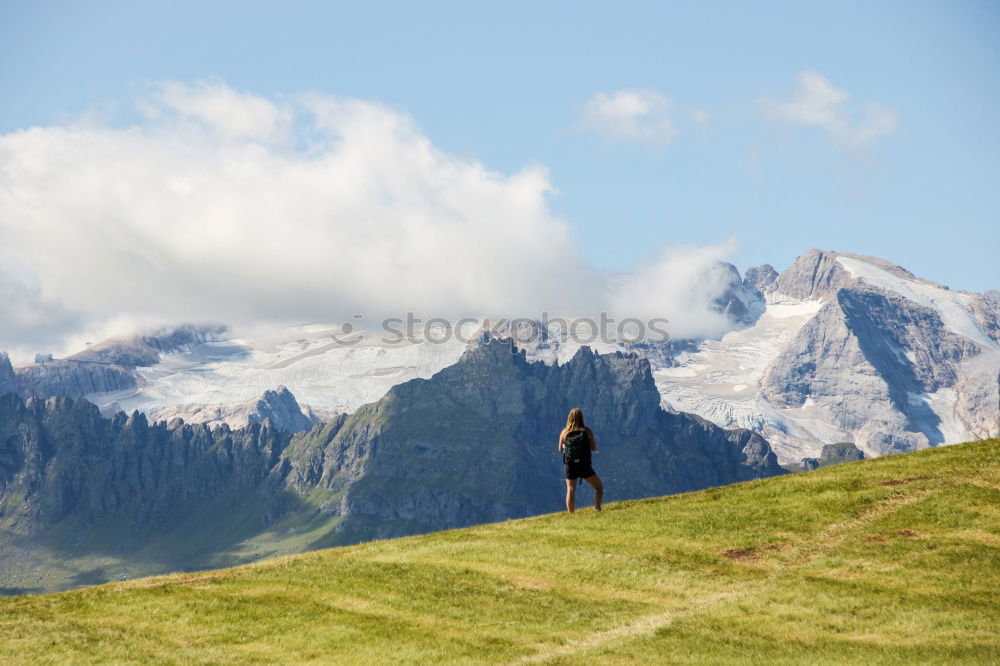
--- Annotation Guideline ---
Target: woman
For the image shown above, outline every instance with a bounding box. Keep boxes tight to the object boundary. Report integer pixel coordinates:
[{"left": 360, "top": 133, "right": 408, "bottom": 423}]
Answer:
[{"left": 557, "top": 407, "right": 604, "bottom": 513}]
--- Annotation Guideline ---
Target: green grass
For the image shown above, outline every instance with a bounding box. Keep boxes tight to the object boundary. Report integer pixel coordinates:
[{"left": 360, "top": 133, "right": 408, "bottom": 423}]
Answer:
[{"left": 1, "top": 439, "right": 998, "bottom": 664}]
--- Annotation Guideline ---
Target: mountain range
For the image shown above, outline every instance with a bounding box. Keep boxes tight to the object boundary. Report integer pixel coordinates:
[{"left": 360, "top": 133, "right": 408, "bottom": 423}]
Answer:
[
  {"left": 4, "top": 248, "right": 995, "bottom": 463},
  {"left": 3, "top": 247, "right": 997, "bottom": 592},
  {"left": 0, "top": 339, "right": 783, "bottom": 593}
]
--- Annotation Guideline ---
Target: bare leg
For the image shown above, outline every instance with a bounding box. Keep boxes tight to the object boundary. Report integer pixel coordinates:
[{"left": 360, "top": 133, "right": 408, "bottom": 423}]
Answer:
[
  {"left": 565, "top": 479, "right": 576, "bottom": 513},
  {"left": 584, "top": 474, "right": 603, "bottom": 510}
]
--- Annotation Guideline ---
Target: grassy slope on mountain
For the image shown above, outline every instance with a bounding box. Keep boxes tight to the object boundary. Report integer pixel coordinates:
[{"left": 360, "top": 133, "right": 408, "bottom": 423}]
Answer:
[{"left": 1, "top": 438, "right": 997, "bottom": 664}]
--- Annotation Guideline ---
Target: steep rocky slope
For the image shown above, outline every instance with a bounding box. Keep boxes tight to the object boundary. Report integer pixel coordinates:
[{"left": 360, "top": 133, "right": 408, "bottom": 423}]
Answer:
[{"left": 0, "top": 353, "right": 15, "bottom": 395}]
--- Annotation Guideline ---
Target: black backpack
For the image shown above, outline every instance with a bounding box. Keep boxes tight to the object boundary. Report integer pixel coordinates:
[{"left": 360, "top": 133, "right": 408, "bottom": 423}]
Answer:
[{"left": 563, "top": 429, "right": 591, "bottom": 466}]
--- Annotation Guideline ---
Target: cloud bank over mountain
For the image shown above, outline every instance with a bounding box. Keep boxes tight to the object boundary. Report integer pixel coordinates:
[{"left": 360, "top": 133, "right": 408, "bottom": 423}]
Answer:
[{"left": 0, "top": 81, "right": 738, "bottom": 361}]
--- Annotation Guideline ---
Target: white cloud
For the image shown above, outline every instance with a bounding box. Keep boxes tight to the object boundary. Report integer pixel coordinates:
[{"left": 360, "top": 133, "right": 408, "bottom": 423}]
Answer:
[
  {"left": 580, "top": 89, "right": 677, "bottom": 147},
  {"left": 610, "top": 239, "right": 741, "bottom": 340},
  {"left": 142, "top": 80, "right": 294, "bottom": 142},
  {"left": 0, "top": 265, "right": 84, "bottom": 360},
  {"left": 0, "top": 81, "right": 739, "bottom": 359},
  {"left": 762, "top": 71, "right": 897, "bottom": 149}
]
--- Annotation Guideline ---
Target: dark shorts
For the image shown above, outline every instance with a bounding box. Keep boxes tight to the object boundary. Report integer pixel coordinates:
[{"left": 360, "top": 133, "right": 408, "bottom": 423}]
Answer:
[{"left": 565, "top": 463, "right": 596, "bottom": 480}]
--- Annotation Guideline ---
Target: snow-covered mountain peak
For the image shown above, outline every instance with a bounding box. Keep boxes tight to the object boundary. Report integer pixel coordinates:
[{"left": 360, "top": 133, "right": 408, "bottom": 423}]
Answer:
[
  {"left": 768, "top": 248, "right": 852, "bottom": 301},
  {"left": 835, "top": 254, "right": 999, "bottom": 351},
  {"left": 655, "top": 249, "right": 999, "bottom": 462}
]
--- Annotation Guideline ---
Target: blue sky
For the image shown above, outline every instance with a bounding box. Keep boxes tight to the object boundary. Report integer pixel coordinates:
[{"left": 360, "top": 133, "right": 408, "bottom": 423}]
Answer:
[{"left": 1, "top": 0, "right": 998, "bottom": 300}]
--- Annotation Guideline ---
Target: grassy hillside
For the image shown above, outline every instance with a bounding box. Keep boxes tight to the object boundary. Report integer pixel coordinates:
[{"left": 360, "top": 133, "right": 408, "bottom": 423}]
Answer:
[{"left": 1, "top": 439, "right": 997, "bottom": 664}]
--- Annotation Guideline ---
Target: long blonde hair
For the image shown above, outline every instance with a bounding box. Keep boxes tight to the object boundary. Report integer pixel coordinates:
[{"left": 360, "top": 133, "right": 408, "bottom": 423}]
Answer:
[{"left": 562, "top": 407, "right": 586, "bottom": 438}]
